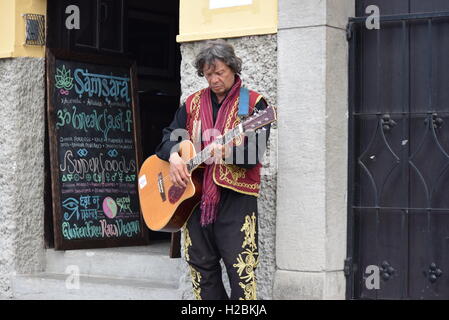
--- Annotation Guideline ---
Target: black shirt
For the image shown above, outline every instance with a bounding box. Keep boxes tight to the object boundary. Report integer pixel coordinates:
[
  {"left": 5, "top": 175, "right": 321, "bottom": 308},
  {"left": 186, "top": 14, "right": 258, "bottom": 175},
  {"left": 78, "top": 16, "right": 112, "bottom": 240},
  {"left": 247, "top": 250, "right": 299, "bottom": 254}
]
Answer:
[{"left": 155, "top": 91, "right": 271, "bottom": 169}]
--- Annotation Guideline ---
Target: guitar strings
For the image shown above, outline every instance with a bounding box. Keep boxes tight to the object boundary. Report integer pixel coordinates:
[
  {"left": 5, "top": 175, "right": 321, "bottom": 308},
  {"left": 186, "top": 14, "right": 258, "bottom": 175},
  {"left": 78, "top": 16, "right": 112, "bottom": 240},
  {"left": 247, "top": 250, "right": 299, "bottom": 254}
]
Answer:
[
  {"left": 157, "top": 139, "right": 230, "bottom": 185},
  {"left": 152, "top": 109, "right": 272, "bottom": 185}
]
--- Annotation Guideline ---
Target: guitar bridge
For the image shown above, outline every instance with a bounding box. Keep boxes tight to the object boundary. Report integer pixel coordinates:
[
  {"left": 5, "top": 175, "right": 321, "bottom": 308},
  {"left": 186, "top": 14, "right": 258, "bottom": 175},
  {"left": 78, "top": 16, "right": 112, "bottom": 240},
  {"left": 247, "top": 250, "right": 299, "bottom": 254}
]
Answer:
[{"left": 158, "top": 172, "right": 166, "bottom": 202}]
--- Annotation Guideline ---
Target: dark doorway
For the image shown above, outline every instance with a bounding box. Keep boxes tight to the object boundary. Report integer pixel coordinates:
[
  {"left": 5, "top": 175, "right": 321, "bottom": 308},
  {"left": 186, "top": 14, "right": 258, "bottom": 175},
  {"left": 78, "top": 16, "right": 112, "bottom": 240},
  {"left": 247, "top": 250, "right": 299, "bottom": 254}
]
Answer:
[
  {"left": 347, "top": 0, "right": 449, "bottom": 299},
  {"left": 126, "top": 0, "right": 181, "bottom": 246},
  {"left": 45, "top": 0, "right": 181, "bottom": 255}
]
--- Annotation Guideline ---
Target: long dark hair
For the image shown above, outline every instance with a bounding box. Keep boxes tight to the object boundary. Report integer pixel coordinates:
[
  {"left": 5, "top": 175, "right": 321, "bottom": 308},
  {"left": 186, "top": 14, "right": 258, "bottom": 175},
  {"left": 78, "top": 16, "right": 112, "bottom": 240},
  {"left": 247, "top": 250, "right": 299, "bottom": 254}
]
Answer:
[{"left": 194, "top": 39, "right": 242, "bottom": 77}]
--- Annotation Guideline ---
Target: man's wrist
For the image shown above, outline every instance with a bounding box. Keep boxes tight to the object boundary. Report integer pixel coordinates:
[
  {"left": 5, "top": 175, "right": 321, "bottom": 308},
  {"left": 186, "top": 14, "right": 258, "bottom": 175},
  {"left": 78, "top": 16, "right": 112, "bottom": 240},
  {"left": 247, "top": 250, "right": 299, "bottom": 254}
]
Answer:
[{"left": 169, "top": 152, "right": 179, "bottom": 162}]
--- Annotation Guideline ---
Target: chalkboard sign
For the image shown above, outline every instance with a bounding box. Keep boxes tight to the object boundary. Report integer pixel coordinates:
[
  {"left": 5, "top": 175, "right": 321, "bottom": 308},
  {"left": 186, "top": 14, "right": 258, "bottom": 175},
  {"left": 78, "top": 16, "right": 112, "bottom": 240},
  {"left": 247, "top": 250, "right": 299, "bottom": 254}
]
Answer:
[{"left": 46, "top": 49, "right": 148, "bottom": 250}]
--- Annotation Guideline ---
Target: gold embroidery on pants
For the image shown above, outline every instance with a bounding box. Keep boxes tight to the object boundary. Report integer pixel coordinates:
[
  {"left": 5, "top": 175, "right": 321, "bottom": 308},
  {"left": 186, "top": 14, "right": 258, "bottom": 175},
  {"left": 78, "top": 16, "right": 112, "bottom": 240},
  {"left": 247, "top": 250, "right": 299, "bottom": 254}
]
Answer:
[
  {"left": 189, "top": 265, "right": 202, "bottom": 300},
  {"left": 241, "top": 213, "right": 257, "bottom": 250},
  {"left": 183, "top": 226, "right": 202, "bottom": 300},
  {"left": 233, "top": 212, "right": 259, "bottom": 300},
  {"left": 183, "top": 226, "right": 192, "bottom": 262}
]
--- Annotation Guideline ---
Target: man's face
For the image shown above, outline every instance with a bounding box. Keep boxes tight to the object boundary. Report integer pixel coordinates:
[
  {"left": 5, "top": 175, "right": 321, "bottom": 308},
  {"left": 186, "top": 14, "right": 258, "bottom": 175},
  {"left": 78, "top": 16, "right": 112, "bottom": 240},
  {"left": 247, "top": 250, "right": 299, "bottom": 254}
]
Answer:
[{"left": 203, "top": 59, "right": 236, "bottom": 97}]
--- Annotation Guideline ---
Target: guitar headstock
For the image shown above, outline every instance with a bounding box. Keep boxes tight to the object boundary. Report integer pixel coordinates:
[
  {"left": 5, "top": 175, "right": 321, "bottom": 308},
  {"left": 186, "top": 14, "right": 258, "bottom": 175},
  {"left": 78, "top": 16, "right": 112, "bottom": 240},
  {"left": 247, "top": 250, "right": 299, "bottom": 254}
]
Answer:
[{"left": 242, "top": 106, "right": 277, "bottom": 133}]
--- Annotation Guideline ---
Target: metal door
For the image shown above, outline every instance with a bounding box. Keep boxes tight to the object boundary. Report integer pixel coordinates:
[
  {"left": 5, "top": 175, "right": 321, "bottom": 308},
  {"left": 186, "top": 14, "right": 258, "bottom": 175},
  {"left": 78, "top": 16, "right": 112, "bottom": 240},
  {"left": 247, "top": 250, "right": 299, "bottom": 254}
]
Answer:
[{"left": 347, "top": 0, "right": 449, "bottom": 299}]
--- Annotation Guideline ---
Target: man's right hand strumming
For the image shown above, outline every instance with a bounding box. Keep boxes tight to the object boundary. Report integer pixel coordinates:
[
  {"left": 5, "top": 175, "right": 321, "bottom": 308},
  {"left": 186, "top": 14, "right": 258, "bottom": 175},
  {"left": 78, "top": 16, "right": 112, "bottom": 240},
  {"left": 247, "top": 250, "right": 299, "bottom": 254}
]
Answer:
[{"left": 169, "top": 152, "right": 191, "bottom": 188}]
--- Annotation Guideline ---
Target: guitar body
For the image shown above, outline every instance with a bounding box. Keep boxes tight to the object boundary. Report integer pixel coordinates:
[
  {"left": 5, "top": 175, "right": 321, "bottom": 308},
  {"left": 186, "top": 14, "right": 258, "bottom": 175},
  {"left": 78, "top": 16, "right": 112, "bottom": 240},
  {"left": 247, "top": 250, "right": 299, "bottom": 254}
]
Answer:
[{"left": 138, "top": 140, "right": 203, "bottom": 232}]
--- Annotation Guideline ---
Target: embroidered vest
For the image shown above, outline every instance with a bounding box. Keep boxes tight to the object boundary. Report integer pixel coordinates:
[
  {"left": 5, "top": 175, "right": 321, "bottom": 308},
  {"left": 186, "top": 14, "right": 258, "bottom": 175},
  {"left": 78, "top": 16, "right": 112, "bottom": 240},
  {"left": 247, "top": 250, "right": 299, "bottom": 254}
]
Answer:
[{"left": 185, "top": 89, "right": 264, "bottom": 197}]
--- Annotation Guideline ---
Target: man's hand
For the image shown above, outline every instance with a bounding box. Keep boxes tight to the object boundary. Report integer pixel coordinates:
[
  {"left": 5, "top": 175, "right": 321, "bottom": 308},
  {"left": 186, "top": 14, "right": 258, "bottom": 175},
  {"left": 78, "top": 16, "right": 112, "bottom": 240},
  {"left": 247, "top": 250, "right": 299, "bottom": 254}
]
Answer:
[
  {"left": 211, "top": 143, "right": 231, "bottom": 163},
  {"left": 169, "top": 152, "right": 190, "bottom": 188},
  {"left": 210, "top": 138, "right": 232, "bottom": 163}
]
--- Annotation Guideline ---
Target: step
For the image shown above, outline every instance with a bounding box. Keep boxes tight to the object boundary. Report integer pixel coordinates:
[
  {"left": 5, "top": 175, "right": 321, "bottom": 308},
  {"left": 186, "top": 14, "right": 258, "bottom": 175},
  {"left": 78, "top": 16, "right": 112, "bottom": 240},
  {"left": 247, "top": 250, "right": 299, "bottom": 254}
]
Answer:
[
  {"left": 12, "top": 273, "right": 181, "bottom": 300},
  {"left": 45, "top": 241, "right": 181, "bottom": 287}
]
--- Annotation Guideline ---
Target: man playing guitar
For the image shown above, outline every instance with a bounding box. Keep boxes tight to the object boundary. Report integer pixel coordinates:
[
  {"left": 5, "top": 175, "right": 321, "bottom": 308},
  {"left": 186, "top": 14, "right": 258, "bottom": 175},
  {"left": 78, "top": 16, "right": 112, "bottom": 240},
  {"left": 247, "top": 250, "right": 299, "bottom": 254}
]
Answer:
[{"left": 155, "top": 39, "right": 271, "bottom": 300}]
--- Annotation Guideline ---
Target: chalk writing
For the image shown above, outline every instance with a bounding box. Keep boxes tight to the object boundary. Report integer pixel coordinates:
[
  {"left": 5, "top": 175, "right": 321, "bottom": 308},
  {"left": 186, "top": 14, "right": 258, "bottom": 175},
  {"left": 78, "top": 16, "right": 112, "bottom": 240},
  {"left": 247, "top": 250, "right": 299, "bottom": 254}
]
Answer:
[
  {"left": 62, "top": 195, "right": 102, "bottom": 221},
  {"left": 74, "top": 68, "right": 130, "bottom": 104},
  {"left": 61, "top": 98, "right": 82, "bottom": 105},
  {"left": 55, "top": 65, "right": 74, "bottom": 91},
  {"left": 77, "top": 148, "right": 88, "bottom": 157},
  {"left": 107, "top": 149, "right": 118, "bottom": 157},
  {"left": 59, "top": 150, "right": 136, "bottom": 179},
  {"left": 56, "top": 106, "right": 133, "bottom": 141},
  {"left": 62, "top": 219, "right": 140, "bottom": 240},
  {"left": 116, "top": 196, "right": 133, "bottom": 214}
]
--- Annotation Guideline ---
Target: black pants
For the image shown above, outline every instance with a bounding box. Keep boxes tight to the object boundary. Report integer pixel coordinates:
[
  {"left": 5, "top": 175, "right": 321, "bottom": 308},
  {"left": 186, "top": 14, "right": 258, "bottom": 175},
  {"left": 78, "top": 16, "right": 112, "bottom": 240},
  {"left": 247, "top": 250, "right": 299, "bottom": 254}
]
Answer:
[{"left": 183, "top": 187, "right": 259, "bottom": 300}]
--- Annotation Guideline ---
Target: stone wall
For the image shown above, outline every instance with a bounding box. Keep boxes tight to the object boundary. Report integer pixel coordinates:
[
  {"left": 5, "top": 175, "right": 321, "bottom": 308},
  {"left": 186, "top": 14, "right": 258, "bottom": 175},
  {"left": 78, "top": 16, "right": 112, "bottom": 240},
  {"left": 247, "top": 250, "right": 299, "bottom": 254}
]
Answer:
[
  {"left": 0, "top": 57, "right": 46, "bottom": 298},
  {"left": 178, "top": 34, "right": 278, "bottom": 300}
]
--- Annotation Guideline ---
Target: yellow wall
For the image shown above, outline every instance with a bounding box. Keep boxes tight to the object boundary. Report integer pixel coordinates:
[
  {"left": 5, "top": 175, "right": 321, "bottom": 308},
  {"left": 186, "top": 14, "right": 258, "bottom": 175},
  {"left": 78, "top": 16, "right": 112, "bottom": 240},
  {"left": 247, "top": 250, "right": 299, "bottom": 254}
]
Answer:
[
  {"left": 1, "top": 0, "right": 278, "bottom": 56},
  {"left": 0, "top": 0, "right": 47, "bottom": 58},
  {"left": 0, "top": 0, "right": 15, "bottom": 57},
  {"left": 177, "top": 0, "right": 277, "bottom": 42}
]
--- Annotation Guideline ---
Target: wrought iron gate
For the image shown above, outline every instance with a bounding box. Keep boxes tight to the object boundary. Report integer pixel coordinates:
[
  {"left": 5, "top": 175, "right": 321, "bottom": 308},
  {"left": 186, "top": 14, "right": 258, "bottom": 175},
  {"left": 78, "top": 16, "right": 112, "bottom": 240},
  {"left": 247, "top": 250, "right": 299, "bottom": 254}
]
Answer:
[{"left": 347, "top": 10, "right": 449, "bottom": 299}]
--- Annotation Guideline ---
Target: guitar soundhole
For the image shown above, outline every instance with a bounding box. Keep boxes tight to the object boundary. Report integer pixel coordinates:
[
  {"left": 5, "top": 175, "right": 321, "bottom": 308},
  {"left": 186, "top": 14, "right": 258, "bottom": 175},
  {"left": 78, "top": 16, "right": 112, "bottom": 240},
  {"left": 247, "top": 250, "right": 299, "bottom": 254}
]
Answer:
[{"left": 168, "top": 185, "right": 186, "bottom": 204}]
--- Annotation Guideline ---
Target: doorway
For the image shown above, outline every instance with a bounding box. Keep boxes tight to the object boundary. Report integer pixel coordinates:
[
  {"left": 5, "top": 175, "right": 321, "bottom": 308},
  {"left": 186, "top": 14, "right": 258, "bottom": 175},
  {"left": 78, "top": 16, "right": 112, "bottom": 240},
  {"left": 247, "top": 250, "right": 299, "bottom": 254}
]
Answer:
[{"left": 45, "top": 0, "right": 181, "bottom": 255}]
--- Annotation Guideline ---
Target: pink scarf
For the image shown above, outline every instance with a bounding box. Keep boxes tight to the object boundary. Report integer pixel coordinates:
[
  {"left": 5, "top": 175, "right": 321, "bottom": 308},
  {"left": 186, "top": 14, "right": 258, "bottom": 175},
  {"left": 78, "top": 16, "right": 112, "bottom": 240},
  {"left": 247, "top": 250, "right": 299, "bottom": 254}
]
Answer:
[{"left": 199, "top": 75, "right": 242, "bottom": 226}]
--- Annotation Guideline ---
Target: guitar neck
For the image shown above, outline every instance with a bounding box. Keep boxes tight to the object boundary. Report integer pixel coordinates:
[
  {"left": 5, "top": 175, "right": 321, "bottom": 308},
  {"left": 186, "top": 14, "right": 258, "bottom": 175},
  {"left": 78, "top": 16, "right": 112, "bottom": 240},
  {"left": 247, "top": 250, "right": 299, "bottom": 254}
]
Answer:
[
  {"left": 186, "top": 124, "right": 243, "bottom": 172},
  {"left": 184, "top": 105, "right": 277, "bottom": 172}
]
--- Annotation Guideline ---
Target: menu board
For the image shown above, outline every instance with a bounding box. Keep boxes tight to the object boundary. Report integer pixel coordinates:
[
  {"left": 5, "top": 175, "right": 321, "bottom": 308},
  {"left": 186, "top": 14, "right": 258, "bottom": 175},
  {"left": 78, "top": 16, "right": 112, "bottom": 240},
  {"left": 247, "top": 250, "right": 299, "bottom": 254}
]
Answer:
[{"left": 46, "top": 50, "right": 148, "bottom": 250}]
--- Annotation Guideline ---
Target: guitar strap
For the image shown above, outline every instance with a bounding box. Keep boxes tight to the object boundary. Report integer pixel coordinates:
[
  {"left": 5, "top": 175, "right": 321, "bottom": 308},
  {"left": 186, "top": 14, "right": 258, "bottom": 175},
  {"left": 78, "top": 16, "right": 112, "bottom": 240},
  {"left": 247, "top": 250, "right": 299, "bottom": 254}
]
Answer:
[{"left": 238, "top": 87, "right": 250, "bottom": 119}]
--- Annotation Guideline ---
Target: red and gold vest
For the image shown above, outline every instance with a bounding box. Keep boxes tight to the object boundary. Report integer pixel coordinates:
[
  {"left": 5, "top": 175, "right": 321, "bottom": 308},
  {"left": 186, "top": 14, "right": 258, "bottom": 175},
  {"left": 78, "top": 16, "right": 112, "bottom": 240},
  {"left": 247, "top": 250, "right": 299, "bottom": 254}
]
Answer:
[{"left": 185, "top": 89, "right": 265, "bottom": 197}]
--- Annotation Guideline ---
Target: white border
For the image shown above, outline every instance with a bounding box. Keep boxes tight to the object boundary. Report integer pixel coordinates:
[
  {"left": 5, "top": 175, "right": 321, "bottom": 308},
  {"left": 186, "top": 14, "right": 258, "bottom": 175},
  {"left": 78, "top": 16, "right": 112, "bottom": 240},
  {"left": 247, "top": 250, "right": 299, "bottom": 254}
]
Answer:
[{"left": 209, "top": 0, "right": 253, "bottom": 9}]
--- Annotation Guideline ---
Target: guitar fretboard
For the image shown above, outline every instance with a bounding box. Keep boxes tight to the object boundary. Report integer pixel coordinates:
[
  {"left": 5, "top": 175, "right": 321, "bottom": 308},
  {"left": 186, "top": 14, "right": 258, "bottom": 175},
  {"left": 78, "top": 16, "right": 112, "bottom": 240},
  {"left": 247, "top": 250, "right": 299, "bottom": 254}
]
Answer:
[{"left": 186, "top": 124, "right": 243, "bottom": 172}]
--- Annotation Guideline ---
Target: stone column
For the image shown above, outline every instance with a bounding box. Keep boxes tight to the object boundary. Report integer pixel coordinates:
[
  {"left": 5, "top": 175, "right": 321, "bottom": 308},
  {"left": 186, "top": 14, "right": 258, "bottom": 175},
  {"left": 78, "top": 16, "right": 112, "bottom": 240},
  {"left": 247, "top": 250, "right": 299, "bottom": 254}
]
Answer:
[
  {"left": 274, "top": 0, "right": 354, "bottom": 299},
  {"left": 0, "top": 57, "right": 46, "bottom": 297}
]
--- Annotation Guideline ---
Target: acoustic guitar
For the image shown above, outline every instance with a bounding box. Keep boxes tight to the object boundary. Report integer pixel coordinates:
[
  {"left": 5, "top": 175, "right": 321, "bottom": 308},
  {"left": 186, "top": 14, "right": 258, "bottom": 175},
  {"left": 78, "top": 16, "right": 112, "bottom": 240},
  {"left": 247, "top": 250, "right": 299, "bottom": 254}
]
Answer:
[{"left": 137, "top": 106, "right": 277, "bottom": 232}]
